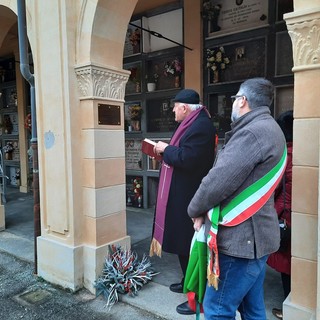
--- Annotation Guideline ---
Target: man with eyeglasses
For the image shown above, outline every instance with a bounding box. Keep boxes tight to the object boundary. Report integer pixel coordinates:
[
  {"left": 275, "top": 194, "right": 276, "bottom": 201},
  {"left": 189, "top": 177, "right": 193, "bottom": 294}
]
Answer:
[{"left": 187, "top": 78, "right": 287, "bottom": 319}]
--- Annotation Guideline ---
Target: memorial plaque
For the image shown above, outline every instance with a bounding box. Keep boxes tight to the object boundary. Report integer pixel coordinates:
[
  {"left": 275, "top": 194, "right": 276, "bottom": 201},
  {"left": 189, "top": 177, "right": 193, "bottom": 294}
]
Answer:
[
  {"left": 147, "top": 98, "right": 177, "bottom": 133},
  {"left": 98, "top": 104, "right": 121, "bottom": 125},
  {"left": 206, "top": 0, "right": 268, "bottom": 37},
  {"left": 125, "top": 139, "right": 143, "bottom": 170}
]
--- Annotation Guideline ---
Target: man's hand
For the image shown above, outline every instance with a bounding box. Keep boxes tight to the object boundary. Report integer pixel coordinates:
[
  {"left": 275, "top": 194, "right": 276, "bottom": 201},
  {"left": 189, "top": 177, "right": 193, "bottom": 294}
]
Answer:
[
  {"left": 154, "top": 141, "right": 168, "bottom": 156},
  {"left": 192, "top": 216, "right": 204, "bottom": 231}
]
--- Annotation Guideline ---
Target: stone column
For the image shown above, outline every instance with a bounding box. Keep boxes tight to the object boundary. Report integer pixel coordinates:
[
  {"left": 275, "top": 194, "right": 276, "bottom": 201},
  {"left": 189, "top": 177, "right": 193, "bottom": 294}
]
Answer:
[
  {"left": 184, "top": 0, "right": 202, "bottom": 92},
  {"left": 75, "top": 63, "right": 131, "bottom": 292},
  {"left": 284, "top": 5, "right": 320, "bottom": 320}
]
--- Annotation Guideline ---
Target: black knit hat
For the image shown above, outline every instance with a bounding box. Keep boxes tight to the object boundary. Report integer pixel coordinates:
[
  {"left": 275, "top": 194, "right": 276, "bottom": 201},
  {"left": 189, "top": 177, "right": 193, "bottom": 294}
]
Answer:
[{"left": 172, "top": 89, "right": 200, "bottom": 104}]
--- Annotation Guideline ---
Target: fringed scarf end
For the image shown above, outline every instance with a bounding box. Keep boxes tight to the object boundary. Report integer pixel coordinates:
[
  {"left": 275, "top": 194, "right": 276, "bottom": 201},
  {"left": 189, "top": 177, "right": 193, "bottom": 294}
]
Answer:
[
  {"left": 207, "top": 272, "right": 219, "bottom": 290},
  {"left": 207, "top": 265, "right": 219, "bottom": 290},
  {"left": 149, "top": 238, "right": 162, "bottom": 257}
]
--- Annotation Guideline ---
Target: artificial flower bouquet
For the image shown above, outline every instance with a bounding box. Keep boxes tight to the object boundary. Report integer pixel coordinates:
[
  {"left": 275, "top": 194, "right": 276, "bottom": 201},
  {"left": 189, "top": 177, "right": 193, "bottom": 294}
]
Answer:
[
  {"left": 3, "top": 141, "right": 14, "bottom": 154},
  {"left": 133, "top": 177, "right": 143, "bottom": 200},
  {"left": 129, "top": 28, "right": 141, "bottom": 47},
  {"left": 128, "top": 105, "right": 143, "bottom": 120},
  {"left": 164, "top": 57, "right": 183, "bottom": 77},
  {"left": 206, "top": 47, "right": 230, "bottom": 71}
]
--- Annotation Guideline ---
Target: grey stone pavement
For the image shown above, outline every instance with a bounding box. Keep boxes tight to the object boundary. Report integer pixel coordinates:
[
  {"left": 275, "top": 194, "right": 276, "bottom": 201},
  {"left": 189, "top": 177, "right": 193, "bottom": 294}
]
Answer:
[{"left": 0, "top": 188, "right": 283, "bottom": 319}]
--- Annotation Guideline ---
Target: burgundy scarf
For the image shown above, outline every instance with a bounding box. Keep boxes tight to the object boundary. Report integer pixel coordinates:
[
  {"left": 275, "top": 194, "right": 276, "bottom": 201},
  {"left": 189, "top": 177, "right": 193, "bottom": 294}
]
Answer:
[{"left": 150, "top": 107, "right": 208, "bottom": 257}]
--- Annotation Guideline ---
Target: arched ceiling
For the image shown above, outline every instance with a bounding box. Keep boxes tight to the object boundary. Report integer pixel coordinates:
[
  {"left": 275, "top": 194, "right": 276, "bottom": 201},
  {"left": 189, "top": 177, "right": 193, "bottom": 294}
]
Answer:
[
  {"left": 133, "top": 0, "right": 179, "bottom": 15},
  {"left": 0, "top": 5, "right": 18, "bottom": 59},
  {"left": 0, "top": 0, "right": 180, "bottom": 62}
]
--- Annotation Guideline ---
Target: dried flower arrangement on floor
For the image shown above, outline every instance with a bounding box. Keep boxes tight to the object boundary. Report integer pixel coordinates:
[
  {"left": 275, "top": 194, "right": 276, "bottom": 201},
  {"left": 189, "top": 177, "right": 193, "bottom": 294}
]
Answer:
[{"left": 95, "top": 245, "right": 158, "bottom": 310}]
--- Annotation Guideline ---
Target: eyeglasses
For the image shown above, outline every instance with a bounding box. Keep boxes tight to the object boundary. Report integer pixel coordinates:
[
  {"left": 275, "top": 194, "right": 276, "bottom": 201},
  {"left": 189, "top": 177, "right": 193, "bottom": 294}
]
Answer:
[{"left": 231, "top": 95, "right": 244, "bottom": 103}]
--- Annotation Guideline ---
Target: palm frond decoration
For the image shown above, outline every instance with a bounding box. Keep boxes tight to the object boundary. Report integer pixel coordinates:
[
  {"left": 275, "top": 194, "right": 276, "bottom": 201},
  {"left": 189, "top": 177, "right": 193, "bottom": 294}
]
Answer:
[{"left": 95, "top": 245, "right": 159, "bottom": 310}]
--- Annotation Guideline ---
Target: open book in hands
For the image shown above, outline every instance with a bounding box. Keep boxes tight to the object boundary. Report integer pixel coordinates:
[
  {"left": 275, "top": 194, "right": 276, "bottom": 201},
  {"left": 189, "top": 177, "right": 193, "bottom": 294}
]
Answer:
[{"left": 141, "top": 138, "right": 163, "bottom": 161}]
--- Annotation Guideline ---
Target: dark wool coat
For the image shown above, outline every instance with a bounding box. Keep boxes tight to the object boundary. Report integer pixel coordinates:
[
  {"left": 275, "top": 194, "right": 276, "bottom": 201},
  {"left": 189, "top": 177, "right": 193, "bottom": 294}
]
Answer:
[{"left": 161, "top": 109, "right": 216, "bottom": 256}]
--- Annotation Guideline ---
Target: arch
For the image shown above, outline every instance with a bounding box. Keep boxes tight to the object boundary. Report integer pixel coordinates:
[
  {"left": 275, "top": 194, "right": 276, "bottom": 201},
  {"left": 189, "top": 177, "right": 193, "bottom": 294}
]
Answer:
[
  {"left": 0, "top": 2, "right": 35, "bottom": 84},
  {"left": 77, "top": 0, "right": 138, "bottom": 68},
  {"left": 0, "top": 5, "right": 17, "bottom": 55}
]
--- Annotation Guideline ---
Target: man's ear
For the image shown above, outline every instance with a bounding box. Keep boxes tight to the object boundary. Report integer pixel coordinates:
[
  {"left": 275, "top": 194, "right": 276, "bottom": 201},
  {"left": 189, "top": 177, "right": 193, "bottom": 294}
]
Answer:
[{"left": 239, "top": 96, "right": 247, "bottom": 109}]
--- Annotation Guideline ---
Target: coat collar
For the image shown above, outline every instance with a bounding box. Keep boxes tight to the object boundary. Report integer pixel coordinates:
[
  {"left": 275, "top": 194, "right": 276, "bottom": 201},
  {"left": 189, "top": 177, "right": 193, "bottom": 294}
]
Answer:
[{"left": 225, "top": 106, "right": 271, "bottom": 143}]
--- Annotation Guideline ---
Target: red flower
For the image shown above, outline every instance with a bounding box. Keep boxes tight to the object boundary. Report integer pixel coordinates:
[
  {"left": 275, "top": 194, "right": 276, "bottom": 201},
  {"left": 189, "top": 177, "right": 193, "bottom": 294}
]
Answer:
[{"left": 24, "top": 113, "right": 31, "bottom": 131}]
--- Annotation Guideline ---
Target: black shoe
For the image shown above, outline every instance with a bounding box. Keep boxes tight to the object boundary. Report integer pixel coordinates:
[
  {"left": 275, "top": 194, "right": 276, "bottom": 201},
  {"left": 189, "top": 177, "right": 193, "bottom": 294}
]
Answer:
[
  {"left": 176, "top": 301, "right": 195, "bottom": 315},
  {"left": 169, "top": 282, "right": 183, "bottom": 293},
  {"left": 272, "top": 308, "right": 283, "bottom": 319}
]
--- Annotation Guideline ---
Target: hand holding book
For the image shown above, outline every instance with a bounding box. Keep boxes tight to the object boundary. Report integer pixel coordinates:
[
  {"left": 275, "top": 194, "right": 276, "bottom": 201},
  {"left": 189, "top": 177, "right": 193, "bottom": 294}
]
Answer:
[{"left": 142, "top": 138, "right": 168, "bottom": 161}]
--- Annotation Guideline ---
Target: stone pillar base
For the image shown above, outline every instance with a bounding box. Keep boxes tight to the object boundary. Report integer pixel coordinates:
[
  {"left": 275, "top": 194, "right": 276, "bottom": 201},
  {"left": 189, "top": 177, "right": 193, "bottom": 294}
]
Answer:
[
  {"left": 283, "top": 294, "right": 315, "bottom": 320},
  {"left": 0, "top": 204, "right": 5, "bottom": 231},
  {"left": 37, "top": 237, "right": 84, "bottom": 291},
  {"left": 19, "top": 185, "right": 29, "bottom": 193},
  {"left": 37, "top": 235, "right": 131, "bottom": 293}
]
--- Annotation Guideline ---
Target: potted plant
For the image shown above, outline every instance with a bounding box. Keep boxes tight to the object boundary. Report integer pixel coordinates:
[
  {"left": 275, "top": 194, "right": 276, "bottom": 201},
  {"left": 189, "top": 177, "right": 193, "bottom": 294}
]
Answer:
[{"left": 146, "top": 73, "right": 159, "bottom": 92}]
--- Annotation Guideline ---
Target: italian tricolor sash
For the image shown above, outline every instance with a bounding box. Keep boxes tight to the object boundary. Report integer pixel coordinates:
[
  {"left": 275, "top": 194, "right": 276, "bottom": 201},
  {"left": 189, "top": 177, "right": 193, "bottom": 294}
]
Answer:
[{"left": 207, "top": 146, "right": 287, "bottom": 289}]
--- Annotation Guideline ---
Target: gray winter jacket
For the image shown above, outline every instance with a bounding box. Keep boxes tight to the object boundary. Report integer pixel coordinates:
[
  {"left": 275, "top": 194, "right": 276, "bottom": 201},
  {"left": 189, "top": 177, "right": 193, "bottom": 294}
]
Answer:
[{"left": 188, "top": 106, "right": 286, "bottom": 259}]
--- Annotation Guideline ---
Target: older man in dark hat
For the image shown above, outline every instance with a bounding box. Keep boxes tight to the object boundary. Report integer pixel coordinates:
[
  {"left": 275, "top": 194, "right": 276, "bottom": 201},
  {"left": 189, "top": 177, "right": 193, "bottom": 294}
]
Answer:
[{"left": 150, "top": 89, "right": 216, "bottom": 315}]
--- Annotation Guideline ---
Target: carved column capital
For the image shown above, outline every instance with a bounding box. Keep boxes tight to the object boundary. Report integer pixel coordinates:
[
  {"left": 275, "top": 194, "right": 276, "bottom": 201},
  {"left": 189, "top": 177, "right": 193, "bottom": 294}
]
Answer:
[
  {"left": 74, "top": 63, "right": 130, "bottom": 101},
  {"left": 285, "top": 10, "right": 320, "bottom": 71}
]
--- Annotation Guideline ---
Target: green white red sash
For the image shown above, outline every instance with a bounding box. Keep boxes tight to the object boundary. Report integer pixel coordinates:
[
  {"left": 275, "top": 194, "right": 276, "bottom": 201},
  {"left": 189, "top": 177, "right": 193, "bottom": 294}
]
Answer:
[{"left": 207, "top": 146, "right": 287, "bottom": 289}]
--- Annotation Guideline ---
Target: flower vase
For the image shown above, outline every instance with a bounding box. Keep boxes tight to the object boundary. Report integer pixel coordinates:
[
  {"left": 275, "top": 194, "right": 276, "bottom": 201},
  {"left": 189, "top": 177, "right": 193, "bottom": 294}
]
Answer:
[
  {"left": 210, "top": 21, "right": 221, "bottom": 32},
  {"left": 131, "top": 120, "right": 140, "bottom": 131},
  {"left": 135, "top": 82, "right": 141, "bottom": 93},
  {"left": 5, "top": 152, "right": 12, "bottom": 160},
  {"left": 147, "top": 83, "right": 156, "bottom": 92},
  {"left": 133, "top": 43, "right": 140, "bottom": 54},
  {"left": 138, "top": 195, "right": 142, "bottom": 208},
  {"left": 174, "top": 76, "right": 180, "bottom": 88},
  {"left": 127, "top": 195, "right": 132, "bottom": 206},
  {"left": 151, "top": 158, "right": 158, "bottom": 170},
  {"left": 213, "top": 70, "right": 219, "bottom": 83}
]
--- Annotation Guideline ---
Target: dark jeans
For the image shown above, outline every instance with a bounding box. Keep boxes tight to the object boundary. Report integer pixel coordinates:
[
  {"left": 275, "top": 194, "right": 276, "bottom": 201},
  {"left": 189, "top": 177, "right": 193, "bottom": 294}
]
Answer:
[{"left": 203, "top": 253, "right": 268, "bottom": 320}]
